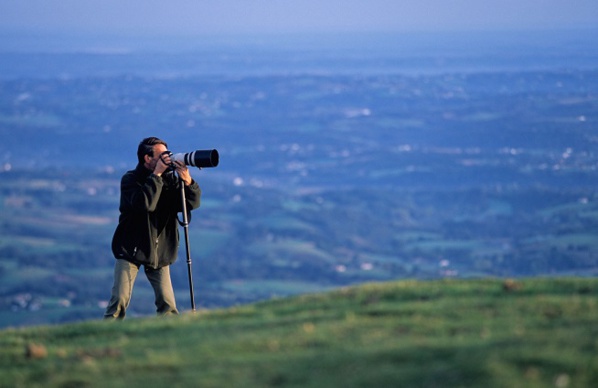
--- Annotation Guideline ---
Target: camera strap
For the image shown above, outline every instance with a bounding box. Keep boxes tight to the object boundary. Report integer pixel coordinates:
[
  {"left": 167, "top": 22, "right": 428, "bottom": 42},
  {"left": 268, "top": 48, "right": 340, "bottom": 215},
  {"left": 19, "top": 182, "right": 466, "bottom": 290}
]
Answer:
[{"left": 177, "top": 211, "right": 192, "bottom": 226}]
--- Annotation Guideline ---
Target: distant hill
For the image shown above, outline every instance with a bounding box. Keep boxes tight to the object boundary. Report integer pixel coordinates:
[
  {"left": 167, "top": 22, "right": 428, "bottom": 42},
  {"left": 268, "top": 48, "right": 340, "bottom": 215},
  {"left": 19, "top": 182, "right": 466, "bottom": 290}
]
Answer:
[{"left": 1, "top": 277, "right": 596, "bottom": 387}]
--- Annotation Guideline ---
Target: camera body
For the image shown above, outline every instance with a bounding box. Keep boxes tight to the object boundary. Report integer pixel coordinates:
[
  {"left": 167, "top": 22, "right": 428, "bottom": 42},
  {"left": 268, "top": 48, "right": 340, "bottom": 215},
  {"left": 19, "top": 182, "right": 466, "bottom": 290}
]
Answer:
[{"left": 165, "top": 149, "right": 219, "bottom": 168}]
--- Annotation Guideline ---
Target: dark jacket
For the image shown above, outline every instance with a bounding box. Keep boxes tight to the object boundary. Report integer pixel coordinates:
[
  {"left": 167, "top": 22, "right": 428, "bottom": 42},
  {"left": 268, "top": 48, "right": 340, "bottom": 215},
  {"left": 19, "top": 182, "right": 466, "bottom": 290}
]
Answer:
[{"left": 111, "top": 164, "right": 201, "bottom": 269}]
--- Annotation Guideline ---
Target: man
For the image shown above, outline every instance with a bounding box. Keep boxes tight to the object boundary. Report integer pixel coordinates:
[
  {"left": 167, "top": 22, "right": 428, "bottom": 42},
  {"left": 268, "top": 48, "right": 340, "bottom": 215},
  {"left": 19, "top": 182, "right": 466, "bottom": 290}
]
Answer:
[{"left": 104, "top": 137, "right": 201, "bottom": 319}]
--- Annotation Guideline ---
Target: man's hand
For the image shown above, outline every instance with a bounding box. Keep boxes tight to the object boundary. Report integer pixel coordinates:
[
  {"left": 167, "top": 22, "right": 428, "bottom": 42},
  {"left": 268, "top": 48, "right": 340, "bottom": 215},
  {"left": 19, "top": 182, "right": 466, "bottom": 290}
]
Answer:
[
  {"left": 174, "top": 161, "right": 193, "bottom": 185},
  {"left": 153, "top": 152, "right": 171, "bottom": 177}
]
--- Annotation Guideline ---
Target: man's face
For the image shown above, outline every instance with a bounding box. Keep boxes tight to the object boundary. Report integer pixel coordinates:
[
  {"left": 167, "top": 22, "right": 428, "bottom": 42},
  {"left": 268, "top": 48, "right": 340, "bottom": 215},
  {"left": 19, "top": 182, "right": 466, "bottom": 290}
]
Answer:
[{"left": 145, "top": 143, "right": 168, "bottom": 170}]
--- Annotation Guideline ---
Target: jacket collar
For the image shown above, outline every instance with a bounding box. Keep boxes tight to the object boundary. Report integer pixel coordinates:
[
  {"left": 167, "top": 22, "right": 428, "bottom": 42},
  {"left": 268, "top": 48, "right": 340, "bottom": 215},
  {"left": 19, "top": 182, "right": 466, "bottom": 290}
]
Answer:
[{"left": 135, "top": 163, "right": 153, "bottom": 178}]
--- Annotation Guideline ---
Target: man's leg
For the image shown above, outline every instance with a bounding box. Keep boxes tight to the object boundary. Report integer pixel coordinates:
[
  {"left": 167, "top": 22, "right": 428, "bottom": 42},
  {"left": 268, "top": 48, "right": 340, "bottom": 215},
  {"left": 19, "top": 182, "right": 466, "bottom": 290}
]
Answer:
[
  {"left": 145, "top": 265, "right": 179, "bottom": 315},
  {"left": 104, "top": 259, "right": 140, "bottom": 319}
]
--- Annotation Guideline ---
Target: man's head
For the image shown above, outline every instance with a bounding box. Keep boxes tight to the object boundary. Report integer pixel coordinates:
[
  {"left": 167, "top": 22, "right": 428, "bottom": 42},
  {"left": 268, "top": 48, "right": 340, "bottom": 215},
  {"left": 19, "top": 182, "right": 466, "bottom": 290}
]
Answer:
[{"left": 137, "top": 137, "right": 169, "bottom": 169}]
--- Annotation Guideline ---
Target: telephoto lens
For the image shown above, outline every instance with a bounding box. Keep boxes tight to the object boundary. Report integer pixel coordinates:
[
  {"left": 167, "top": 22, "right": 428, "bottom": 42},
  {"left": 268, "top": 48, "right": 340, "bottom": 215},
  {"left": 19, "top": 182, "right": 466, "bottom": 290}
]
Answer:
[{"left": 172, "top": 149, "right": 219, "bottom": 168}]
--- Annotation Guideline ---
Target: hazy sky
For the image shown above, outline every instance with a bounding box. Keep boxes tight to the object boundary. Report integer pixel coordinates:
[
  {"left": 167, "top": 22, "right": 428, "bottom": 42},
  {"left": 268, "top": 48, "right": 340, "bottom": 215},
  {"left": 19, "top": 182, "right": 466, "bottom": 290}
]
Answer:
[{"left": 1, "top": 0, "right": 597, "bottom": 36}]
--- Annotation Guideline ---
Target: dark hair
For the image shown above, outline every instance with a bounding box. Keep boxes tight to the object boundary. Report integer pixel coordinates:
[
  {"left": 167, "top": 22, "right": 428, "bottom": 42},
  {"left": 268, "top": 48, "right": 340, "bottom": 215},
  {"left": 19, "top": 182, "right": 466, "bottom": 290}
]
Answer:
[{"left": 137, "top": 137, "right": 168, "bottom": 164}]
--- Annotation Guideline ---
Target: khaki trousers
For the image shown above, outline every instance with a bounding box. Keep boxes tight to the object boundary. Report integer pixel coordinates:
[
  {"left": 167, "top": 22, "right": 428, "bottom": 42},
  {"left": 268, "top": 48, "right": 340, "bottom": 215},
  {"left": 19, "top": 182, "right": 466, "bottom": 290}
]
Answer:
[{"left": 104, "top": 258, "right": 179, "bottom": 319}]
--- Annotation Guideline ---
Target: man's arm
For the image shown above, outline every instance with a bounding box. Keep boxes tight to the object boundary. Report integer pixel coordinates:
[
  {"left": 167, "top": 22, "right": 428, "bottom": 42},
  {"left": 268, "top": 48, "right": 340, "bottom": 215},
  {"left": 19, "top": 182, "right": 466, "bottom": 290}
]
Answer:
[{"left": 121, "top": 172, "right": 164, "bottom": 213}]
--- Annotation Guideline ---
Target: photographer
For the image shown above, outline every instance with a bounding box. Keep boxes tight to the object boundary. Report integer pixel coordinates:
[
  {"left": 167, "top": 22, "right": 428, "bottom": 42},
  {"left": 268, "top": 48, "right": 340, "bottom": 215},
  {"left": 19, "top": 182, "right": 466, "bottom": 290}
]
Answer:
[{"left": 104, "top": 136, "right": 201, "bottom": 319}]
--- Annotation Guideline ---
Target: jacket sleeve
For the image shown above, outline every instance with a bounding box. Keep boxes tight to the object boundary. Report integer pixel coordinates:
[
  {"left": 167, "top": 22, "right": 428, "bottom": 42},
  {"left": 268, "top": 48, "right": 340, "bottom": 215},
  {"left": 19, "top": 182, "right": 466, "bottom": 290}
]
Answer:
[
  {"left": 121, "top": 172, "right": 164, "bottom": 213},
  {"left": 183, "top": 180, "right": 202, "bottom": 211}
]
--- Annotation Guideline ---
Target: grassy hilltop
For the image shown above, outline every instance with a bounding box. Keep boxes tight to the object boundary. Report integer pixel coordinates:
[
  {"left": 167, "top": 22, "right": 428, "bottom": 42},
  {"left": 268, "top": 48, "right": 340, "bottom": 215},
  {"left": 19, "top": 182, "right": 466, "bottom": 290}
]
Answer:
[{"left": 1, "top": 278, "right": 597, "bottom": 387}]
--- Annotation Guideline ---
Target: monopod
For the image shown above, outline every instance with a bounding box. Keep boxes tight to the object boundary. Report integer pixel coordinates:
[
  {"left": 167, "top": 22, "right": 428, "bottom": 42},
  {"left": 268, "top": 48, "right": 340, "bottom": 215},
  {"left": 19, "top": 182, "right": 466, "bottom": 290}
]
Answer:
[{"left": 177, "top": 174, "right": 197, "bottom": 311}]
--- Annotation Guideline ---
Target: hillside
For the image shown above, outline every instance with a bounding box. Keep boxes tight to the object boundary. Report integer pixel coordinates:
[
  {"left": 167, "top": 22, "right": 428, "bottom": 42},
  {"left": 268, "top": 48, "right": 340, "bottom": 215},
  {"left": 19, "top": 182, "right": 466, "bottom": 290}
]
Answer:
[{"left": 1, "top": 277, "right": 597, "bottom": 387}]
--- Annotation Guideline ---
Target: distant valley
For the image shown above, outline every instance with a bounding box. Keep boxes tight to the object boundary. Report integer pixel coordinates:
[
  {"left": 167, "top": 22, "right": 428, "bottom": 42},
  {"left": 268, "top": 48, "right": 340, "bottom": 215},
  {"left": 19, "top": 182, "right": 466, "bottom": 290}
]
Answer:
[{"left": 1, "top": 30, "right": 597, "bottom": 327}]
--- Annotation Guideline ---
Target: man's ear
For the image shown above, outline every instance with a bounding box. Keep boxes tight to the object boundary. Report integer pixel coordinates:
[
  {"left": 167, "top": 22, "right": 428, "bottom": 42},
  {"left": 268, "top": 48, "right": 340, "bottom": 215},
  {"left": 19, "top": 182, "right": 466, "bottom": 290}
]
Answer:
[{"left": 144, "top": 153, "right": 153, "bottom": 164}]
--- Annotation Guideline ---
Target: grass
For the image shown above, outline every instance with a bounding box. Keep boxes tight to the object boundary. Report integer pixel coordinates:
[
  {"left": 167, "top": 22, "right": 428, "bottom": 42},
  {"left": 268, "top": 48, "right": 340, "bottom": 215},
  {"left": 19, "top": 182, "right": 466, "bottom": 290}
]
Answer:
[{"left": 0, "top": 277, "right": 597, "bottom": 387}]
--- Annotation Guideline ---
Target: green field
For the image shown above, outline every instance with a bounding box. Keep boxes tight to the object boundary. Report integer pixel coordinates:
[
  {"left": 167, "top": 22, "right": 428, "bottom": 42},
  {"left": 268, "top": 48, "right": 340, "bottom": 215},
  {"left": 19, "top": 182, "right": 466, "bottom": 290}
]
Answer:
[
  {"left": 2, "top": 169, "right": 598, "bottom": 329},
  {"left": 1, "top": 277, "right": 596, "bottom": 387}
]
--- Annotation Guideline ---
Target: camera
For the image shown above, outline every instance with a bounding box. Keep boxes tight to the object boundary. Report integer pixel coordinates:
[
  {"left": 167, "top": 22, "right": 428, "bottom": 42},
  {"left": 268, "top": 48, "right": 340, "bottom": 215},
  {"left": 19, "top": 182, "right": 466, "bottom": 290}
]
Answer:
[{"left": 164, "top": 149, "right": 219, "bottom": 168}]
